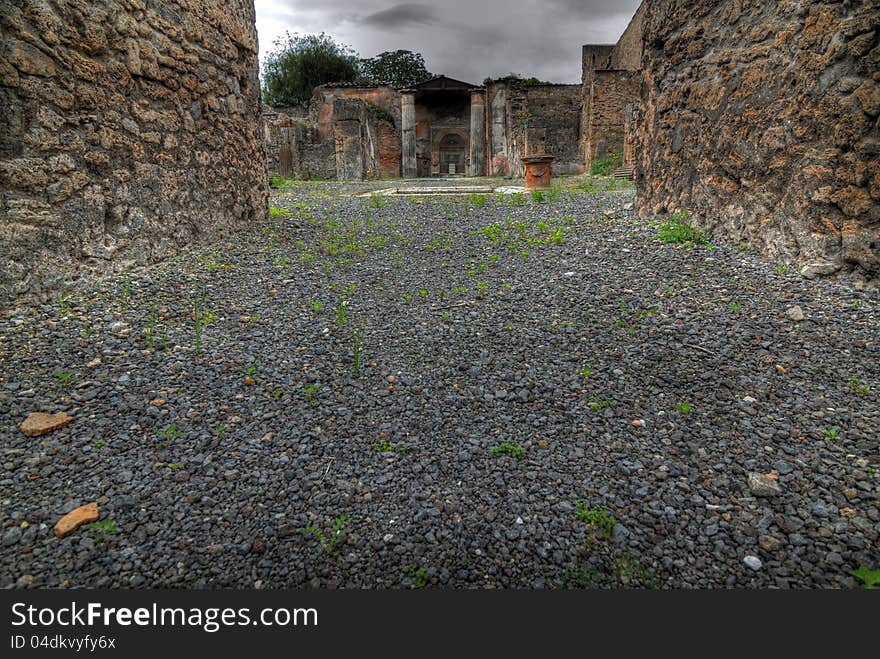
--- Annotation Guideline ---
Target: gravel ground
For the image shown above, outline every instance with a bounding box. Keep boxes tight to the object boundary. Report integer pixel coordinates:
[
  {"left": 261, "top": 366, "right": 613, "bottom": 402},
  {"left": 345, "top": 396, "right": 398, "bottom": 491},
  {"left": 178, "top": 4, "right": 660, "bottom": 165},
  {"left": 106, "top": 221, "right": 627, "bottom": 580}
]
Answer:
[{"left": 1, "top": 178, "right": 878, "bottom": 589}]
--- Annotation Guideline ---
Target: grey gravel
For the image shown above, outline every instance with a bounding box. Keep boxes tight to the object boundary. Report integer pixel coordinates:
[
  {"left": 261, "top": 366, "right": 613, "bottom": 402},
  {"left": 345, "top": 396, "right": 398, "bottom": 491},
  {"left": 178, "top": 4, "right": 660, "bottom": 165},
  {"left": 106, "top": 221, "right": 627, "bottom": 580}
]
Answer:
[{"left": 1, "top": 179, "right": 878, "bottom": 590}]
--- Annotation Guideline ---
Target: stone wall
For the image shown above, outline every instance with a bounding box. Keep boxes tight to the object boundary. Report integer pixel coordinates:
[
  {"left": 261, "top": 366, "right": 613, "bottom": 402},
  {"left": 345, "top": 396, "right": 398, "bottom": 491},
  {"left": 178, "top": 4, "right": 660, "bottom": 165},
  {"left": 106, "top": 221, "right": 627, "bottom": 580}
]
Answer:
[
  {"left": 635, "top": 0, "right": 880, "bottom": 281},
  {"left": 0, "top": 0, "right": 267, "bottom": 308},
  {"left": 266, "top": 84, "right": 401, "bottom": 180},
  {"left": 584, "top": 70, "right": 639, "bottom": 163},
  {"left": 520, "top": 84, "right": 583, "bottom": 174}
]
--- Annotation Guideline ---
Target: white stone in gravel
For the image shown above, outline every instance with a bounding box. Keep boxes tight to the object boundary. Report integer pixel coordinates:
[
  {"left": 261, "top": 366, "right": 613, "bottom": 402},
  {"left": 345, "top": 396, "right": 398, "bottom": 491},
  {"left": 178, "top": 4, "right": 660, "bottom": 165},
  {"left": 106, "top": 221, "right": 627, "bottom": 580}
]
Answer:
[
  {"left": 786, "top": 306, "right": 805, "bottom": 322},
  {"left": 743, "top": 396, "right": 757, "bottom": 404},
  {"left": 383, "top": 534, "right": 394, "bottom": 542},
  {"left": 515, "top": 516, "right": 524, "bottom": 525},
  {"left": 747, "top": 472, "right": 781, "bottom": 497},
  {"left": 743, "top": 555, "right": 763, "bottom": 571}
]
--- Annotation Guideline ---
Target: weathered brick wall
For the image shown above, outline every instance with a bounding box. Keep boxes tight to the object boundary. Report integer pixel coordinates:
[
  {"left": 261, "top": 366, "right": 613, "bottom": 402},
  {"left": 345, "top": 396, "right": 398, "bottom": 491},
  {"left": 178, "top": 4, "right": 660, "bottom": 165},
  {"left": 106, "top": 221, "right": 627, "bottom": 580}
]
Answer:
[
  {"left": 0, "top": 0, "right": 267, "bottom": 308},
  {"left": 636, "top": 0, "right": 880, "bottom": 281},
  {"left": 304, "top": 85, "right": 401, "bottom": 179},
  {"left": 584, "top": 71, "right": 639, "bottom": 163},
  {"left": 608, "top": 1, "right": 646, "bottom": 71},
  {"left": 520, "top": 84, "right": 583, "bottom": 174}
]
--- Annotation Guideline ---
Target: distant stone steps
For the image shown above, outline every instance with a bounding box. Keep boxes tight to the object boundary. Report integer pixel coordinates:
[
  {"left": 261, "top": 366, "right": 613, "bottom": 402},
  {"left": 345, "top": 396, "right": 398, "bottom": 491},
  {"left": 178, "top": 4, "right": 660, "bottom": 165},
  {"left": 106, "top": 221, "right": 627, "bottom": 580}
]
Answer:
[{"left": 611, "top": 164, "right": 635, "bottom": 179}]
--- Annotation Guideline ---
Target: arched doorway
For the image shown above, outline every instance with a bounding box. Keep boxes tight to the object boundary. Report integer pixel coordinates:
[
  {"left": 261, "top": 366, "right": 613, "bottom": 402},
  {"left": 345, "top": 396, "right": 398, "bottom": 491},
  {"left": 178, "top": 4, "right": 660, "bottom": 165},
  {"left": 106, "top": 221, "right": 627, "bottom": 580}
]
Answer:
[{"left": 438, "top": 132, "right": 466, "bottom": 175}]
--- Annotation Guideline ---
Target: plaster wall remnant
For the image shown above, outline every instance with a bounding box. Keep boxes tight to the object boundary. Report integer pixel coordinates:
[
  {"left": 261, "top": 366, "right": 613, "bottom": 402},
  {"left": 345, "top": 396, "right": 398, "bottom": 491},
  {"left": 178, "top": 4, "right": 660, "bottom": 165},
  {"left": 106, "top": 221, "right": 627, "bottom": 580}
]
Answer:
[
  {"left": 634, "top": 0, "right": 879, "bottom": 282},
  {"left": 0, "top": 0, "right": 267, "bottom": 309}
]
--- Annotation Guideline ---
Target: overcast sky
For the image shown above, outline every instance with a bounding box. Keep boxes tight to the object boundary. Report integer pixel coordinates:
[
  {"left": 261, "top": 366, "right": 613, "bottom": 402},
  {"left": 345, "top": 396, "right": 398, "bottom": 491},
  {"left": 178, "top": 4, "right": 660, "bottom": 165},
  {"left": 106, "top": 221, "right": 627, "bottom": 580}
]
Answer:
[{"left": 254, "top": 0, "right": 642, "bottom": 84}]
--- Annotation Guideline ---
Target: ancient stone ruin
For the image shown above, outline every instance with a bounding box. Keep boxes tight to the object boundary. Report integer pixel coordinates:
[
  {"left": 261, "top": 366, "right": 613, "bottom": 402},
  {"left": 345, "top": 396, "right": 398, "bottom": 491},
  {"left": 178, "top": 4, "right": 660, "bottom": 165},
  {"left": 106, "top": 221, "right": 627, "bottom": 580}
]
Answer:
[
  {"left": 0, "top": 0, "right": 267, "bottom": 306},
  {"left": 264, "top": 75, "right": 583, "bottom": 181},
  {"left": 0, "top": 0, "right": 878, "bottom": 310}
]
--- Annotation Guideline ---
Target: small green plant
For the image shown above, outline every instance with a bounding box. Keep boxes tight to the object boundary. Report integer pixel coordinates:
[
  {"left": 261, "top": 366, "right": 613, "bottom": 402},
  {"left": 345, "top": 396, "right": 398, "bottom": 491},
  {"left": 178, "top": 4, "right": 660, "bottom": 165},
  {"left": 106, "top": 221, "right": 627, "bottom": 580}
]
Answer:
[
  {"left": 272, "top": 388, "right": 284, "bottom": 400},
  {"left": 268, "top": 205, "right": 290, "bottom": 218},
  {"left": 654, "top": 210, "right": 709, "bottom": 246},
  {"left": 418, "top": 288, "right": 429, "bottom": 300},
  {"left": 91, "top": 518, "right": 119, "bottom": 542},
  {"left": 675, "top": 400, "right": 692, "bottom": 414},
  {"left": 95, "top": 439, "right": 106, "bottom": 450},
  {"left": 531, "top": 189, "right": 546, "bottom": 203},
  {"left": 490, "top": 441, "right": 525, "bottom": 459},
  {"left": 168, "top": 462, "right": 184, "bottom": 470},
  {"left": 273, "top": 256, "right": 291, "bottom": 270},
  {"left": 192, "top": 281, "right": 215, "bottom": 355},
  {"left": 215, "top": 422, "right": 227, "bottom": 437},
  {"left": 849, "top": 377, "right": 870, "bottom": 396},
  {"left": 549, "top": 227, "right": 565, "bottom": 245},
  {"left": 469, "top": 192, "right": 487, "bottom": 207},
  {"left": 243, "top": 365, "right": 258, "bottom": 379},
  {"left": 54, "top": 370, "right": 77, "bottom": 386},
  {"left": 588, "top": 397, "right": 614, "bottom": 413},
  {"left": 369, "top": 193, "right": 387, "bottom": 209},
  {"left": 336, "top": 300, "right": 348, "bottom": 330},
  {"left": 402, "top": 293, "right": 413, "bottom": 303},
  {"left": 775, "top": 263, "right": 788, "bottom": 275},
  {"left": 851, "top": 566, "right": 880, "bottom": 590},
  {"left": 300, "top": 384, "right": 320, "bottom": 404},
  {"left": 821, "top": 428, "right": 840, "bottom": 441},
  {"left": 157, "top": 424, "right": 180, "bottom": 441},
  {"left": 59, "top": 292, "right": 74, "bottom": 317},
  {"left": 372, "top": 439, "right": 409, "bottom": 454},
  {"left": 574, "top": 501, "right": 616, "bottom": 541},
  {"left": 579, "top": 367, "right": 592, "bottom": 380},
  {"left": 306, "top": 515, "right": 349, "bottom": 556},
  {"left": 475, "top": 280, "right": 489, "bottom": 296},
  {"left": 404, "top": 565, "right": 429, "bottom": 589},
  {"left": 728, "top": 302, "right": 742, "bottom": 313},
  {"left": 307, "top": 300, "right": 323, "bottom": 312},
  {"left": 589, "top": 150, "right": 623, "bottom": 176}
]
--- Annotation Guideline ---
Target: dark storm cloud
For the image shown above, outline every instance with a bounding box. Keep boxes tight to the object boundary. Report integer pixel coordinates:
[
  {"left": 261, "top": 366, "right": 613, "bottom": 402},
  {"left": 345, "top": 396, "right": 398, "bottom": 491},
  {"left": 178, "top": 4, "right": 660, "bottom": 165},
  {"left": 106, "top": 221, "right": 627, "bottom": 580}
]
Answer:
[
  {"left": 255, "top": 0, "right": 643, "bottom": 83},
  {"left": 362, "top": 4, "right": 438, "bottom": 28}
]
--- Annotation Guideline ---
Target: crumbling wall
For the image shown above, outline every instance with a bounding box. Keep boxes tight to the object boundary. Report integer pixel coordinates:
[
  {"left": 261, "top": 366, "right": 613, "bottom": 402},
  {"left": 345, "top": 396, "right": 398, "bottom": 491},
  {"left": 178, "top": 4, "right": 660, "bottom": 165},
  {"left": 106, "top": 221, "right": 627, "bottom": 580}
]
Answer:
[
  {"left": 299, "top": 84, "right": 400, "bottom": 179},
  {"left": 0, "top": 0, "right": 267, "bottom": 308},
  {"left": 520, "top": 85, "right": 583, "bottom": 174},
  {"left": 585, "top": 70, "right": 639, "bottom": 163},
  {"left": 636, "top": 0, "right": 880, "bottom": 281}
]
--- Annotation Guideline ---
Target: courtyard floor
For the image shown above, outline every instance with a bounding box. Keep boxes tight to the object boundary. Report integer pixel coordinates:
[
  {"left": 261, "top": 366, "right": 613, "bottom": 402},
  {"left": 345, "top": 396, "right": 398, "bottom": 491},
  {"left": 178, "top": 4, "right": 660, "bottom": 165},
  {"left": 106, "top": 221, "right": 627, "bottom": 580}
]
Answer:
[{"left": 1, "top": 177, "right": 878, "bottom": 588}]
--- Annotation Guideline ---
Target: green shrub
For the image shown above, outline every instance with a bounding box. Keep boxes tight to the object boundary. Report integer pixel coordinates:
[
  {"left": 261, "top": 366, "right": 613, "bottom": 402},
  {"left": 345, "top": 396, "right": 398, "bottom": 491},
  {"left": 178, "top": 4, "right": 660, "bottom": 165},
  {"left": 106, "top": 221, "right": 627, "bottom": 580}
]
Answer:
[{"left": 589, "top": 150, "right": 623, "bottom": 176}]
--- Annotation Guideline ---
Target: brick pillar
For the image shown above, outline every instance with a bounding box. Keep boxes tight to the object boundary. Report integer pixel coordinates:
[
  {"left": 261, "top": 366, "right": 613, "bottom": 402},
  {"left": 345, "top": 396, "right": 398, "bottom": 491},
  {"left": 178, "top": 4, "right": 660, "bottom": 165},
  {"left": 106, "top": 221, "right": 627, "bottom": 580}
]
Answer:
[
  {"left": 468, "top": 89, "right": 486, "bottom": 176},
  {"left": 401, "top": 92, "right": 416, "bottom": 178}
]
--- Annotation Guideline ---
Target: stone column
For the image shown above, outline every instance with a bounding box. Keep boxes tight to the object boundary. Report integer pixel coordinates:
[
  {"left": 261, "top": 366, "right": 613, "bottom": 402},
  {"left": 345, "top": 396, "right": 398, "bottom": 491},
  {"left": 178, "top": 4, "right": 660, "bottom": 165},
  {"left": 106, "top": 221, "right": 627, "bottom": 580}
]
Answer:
[
  {"left": 400, "top": 92, "right": 416, "bottom": 178},
  {"left": 468, "top": 89, "right": 486, "bottom": 177}
]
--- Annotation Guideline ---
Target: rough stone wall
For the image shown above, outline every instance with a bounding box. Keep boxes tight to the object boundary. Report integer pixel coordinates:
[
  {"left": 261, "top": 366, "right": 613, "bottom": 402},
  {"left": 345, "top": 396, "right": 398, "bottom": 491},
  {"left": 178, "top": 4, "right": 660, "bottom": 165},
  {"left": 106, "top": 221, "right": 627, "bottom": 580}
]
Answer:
[
  {"left": 585, "top": 70, "right": 639, "bottom": 162},
  {"left": 486, "top": 82, "right": 511, "bottom": 176},
  {"left": 636, "top": 0, "right": 880, "bottom": 281},
  {"left": 518, "top": 85, "right": 583, "bottom": 174},
  {"left": 285, "top": 84, "right": 401, "bottom": 179},
  {"left": 608, "top": 1, "right": 646, "bottom": 70},
  {"left": 0, "top": 0, "right": 267, "bottom": 308}
]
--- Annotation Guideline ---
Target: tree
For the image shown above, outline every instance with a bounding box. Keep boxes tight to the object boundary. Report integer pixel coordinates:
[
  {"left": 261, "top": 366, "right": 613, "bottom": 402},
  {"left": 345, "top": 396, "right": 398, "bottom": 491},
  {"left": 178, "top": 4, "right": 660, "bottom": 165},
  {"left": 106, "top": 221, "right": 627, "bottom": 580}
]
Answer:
[
  {"left": 262, "top": 32, "right": 360, "bottom": 107},
  {"left": 360, "top": 50, "right": 432, "bottom": 88}
]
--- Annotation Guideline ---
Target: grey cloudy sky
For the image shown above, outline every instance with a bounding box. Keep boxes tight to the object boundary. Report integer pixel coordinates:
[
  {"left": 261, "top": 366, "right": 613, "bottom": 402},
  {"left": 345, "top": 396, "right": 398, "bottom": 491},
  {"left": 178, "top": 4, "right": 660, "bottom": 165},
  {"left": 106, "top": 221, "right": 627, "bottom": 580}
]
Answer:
[{"left": 254, "top": 0, "right": 642, "bottom": 84}]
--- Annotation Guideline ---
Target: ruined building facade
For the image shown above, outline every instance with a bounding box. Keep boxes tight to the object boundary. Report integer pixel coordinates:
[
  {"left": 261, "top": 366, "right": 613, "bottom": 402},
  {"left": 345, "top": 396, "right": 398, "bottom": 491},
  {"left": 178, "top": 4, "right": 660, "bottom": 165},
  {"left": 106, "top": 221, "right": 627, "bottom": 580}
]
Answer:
[
  {"left": 0, "top": 0, "right": 267, "bottom": 306},
  {"left": 264, "top": 76, "right": 583, "bottom": 180}
]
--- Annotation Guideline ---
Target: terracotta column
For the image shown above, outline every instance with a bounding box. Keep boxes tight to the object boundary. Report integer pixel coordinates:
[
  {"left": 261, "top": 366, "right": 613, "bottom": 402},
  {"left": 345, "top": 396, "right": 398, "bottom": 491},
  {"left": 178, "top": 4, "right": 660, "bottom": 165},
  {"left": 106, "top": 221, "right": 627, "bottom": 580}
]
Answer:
[
  {"left": 400, "top": 92, "right": 416, "bottom": 178},
  {"left": 468, "top": 89, "right": 486, "bottom": 177}
]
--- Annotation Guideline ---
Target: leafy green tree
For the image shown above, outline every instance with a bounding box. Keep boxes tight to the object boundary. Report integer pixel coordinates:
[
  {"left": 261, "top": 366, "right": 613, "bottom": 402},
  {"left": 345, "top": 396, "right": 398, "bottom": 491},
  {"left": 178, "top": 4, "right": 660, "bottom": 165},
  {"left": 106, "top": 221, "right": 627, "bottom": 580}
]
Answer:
[
  {"left": 262, "top": 32, "right": 360, "bottom": 106},
  {"left": 360, "top": 50, "right": 432, "bottom": 88}
]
